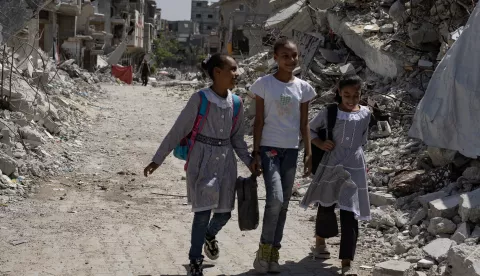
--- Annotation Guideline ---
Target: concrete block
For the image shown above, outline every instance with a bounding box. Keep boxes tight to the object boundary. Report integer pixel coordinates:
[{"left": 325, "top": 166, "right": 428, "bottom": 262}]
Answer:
[
  {"left": 409, "top": 208, "right": 427, "bottom": 225},
  {"left": 451, "top": 222, "right": 471, "bottom": 244},
  {"left": 0, "top": 152, "right": 18, "bottom": 176},
  {"left": 364, "top": 24, "right": 380, "bottom": 33},
  {"left": 418, "top": 191, "right": 448, "bottom": 209},
  {"left": 381, "top": 24, "right": 395, "bottom": 33},
  {"left": 417, "top": 258, "right": 435, "bottom": 269},
  {"left": 373, "top": 260, "right": 415, "bottom": 276},
  {"left": 447, "top": 244, "right": 480, "bottom": 276},
  {"left": 459, "top": 188, "right": 480, "bottom": 223},
  {"left": 423, "top": 238, "right": 455, "bottom": 262},
  {"left": 327, "top": 12, "right": 404, "bottom": 78},
  {"left": 370, "top": 191, "right": 396, "bottom": 207},
  {"left": 429, "top": 194, "right": 462, "bottom": 219},
  {"left": 428, "top": 217, "right": 457, "bottom": 235},
  {"left": 43, "top": 117, "right": 61, "bottom": 135}
]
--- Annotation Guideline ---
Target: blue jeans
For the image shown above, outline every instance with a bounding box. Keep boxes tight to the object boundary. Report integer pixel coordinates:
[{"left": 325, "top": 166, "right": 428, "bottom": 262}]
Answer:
[
  {"left": 259, "top": 146, "right": 299, "bottom": 249},
  {"left": 189, "top": 210, "right": 231, "bottom": 261}
]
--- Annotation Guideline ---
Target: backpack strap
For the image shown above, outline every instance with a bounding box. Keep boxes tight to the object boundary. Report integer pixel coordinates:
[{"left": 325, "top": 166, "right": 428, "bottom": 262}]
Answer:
[
  {"left": 231, "top": 94, "right": 242, "bottom": 134},
  {"left": 185, "top": 90, "right": 210, "bottom": 171},
  {"left": 326, "top": 103, "right": 338, "bottom": 141}
]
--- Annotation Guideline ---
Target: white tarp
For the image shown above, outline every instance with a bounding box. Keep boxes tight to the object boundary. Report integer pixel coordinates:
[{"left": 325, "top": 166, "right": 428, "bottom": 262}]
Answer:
[{"left": 408, "top": 5, "right": 480, "bottom": 158}]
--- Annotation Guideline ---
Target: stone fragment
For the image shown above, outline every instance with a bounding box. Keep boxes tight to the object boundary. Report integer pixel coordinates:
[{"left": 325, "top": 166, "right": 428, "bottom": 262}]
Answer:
[
  {"left": 418, "top": 191, "right": 448, "bottom": 209},
  {"left": 18, "top": 126, "right": 43, "bottom": 144},
  {"left": 429, "top": 194, "right": 461, "bottom": 219},
  {"left": 459, "top": 188, "right": 480, "bottom": 223},
  {"left": 377, "top": 121, "right": 392, "bottom": 138},
  {"left": 340, "top": 63, "right": 356, "bottom": 75},
  {"left": 370, "top": 191, "right": 396, "bottom": 207},
  {"left": 381, "top": 24, "right": 394, "bottom": 33},
  {"left": 427, "top": 147, "right": 456, "bottom": 167},
  {"left": 410, "top": 225, "right": 420, "bottom": 237},
  {"left": 389, "top": 170, "right": 424, "bottom": 197},
  {"left": 395, "top": 240, "right": 412, "bottom": 254},
  {"left": 364, "top": 24, "right": 380, "bottom": 33},
  {"left": 410, "top": 208, "right": 427, "bottom": 225},
  {"left": 43, "top": 117, "right": 61, "bottom": 134},
  {"left": 451, "top": 222, "right": 471, "bottom": 244},
  {"left": 417, "top": 258, "right": 435, "bottom": 269},
  {"left": 428, "top": 217, "right": 457, "bottom": 235},
  {"left": 462, "top": 167, "right": 480, "bottom": 181},
  {"left": 373, "top": 260, "right": 415, "bottom": 276},
  {"left": 370, "top": 208, "right": 396, "bottom": 229},
  {"left": 447, "top": 244, "right": 480, "bottom": 276},
  {"left": 0, "top": 152, "right": 18, "bottom": 176},
  {"left": 394, "top": 212, "right": 409, "bottom": 228},
  {"left": 470, "top": 226, "right": 480, "bottom": 240},
  {"left": 415, "top": 272, "right": 427, "bottom": 276},
  {"left": 408, "top": 87, "right": 424, "bottom": 100},
  {"left": 389, "top": 1, "right": 407, "bottom": 23},
  {"left": 423, "top": 238, "right": 455, "bottom": 262},
  {"left": 408, "top": 22, "right": 438, "bottom": 45}
]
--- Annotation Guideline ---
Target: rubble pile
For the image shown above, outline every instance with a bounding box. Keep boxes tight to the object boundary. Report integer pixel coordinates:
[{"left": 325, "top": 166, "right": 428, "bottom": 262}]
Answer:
[{"left": 0, "top": 47, "right": 106, "bottom": 204}]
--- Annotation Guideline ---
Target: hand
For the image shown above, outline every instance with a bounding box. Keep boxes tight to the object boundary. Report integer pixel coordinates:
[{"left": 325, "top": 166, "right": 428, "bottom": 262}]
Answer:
[
  {"left": 144, "top": 162, "right": 160, "bottom": 177},
  {"left": 249, "top": 153, "right": 262, "bottom": 176},
  {"left": 304, "top": 154, "right": 312, "bottom": 177},
  {"left": 319, "top": 140, "right": 335, "bottom": 152}
]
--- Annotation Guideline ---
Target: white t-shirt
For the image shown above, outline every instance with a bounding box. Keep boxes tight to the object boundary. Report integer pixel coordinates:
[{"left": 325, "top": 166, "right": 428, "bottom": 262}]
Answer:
[{"left": 251, "top": 74, "right": 317, "bottom": 149}]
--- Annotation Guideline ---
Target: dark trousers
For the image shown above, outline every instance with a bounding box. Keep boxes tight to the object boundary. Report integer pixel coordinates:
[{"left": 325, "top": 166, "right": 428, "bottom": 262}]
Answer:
[
  {"left": 189, "top": 210, "right": 231, "bottom": 261},
  {"left": 315, "top": 205, "right": 358, "bottom": 260},
  {"left": 142, "top": 75, "right": 148, "bottom": 86}
]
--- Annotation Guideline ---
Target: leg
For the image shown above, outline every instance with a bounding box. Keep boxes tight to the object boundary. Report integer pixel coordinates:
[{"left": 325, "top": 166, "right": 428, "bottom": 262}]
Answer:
[
  {"left": 272, "top": 149, "right": 299, "bottom": 249},
  {"left": 206, "top": 212, "right": 232, "bottom": 239},
  {"left": 315, "top": 204, "right": 339, "bottom": 239},
  {"left": 189, "top": 210, "right": 212, "bottom": 261},
  {"left": 260, "top": 147, "right": 284, "bottom": 246},
  {"left": 339, "top": 210, "right": 358, "bottom": 261}
]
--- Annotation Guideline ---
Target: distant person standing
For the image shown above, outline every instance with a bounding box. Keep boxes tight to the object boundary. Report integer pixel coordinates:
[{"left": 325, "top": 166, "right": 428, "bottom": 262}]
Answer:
[{"left": 141, "top": 60, "right": 150, "bottom": 86}]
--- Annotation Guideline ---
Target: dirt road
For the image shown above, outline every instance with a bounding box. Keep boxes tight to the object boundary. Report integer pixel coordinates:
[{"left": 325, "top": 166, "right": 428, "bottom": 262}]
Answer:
[{"left": 0, "top": 84, "right": 369, "bottom": 276}]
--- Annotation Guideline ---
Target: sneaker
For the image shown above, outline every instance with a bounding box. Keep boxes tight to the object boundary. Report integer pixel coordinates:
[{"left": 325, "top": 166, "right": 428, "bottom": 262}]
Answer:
[
  {"left": 189, "top": 258, "right": 204, "bottom": 276},
  {"left": 269, "top": 247, "right": 281, "bottom": 273},
  {"left": 204, "top": 237, "right": 219, "bottom": 260},
  {"left": 253, "top": 243, "right": 271, "bottom": 274}
]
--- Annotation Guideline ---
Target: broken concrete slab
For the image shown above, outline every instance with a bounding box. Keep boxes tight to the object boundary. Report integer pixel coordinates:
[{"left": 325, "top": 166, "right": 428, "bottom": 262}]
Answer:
[
  {"left": 459, "top": 188, "right": 480, "bottom": 223},
  {"left": 447, "top": 244, "right": 480, "bottom": 276},
  {"left": 423, "top": 238, "right": 455, "bottom": 262},
  {"left": 370, "top": 191, "right": 396, "bottom": 207},
  {"left": 327, "top": 11, "right": 404, "bottom": 78},
  {"left": 340, "top": 63, "right": 356, "bottom": 75},
  {"left": 43, "top": 117, "right": 61, "bottom": 135},
  {"left": 408, "top": 22, "right": 439, "bottom": 45},
  {"left": 373, "top": 260, "right": 415, "bottom": 276},
  {"left": 417, "top": 258, "right": 435, "bottom": 269},
  {"left": 427, "top": 217, "right": 457, "bottom": 235},
  {"left": 318, "top": 48, "right": 343, "bottom": 63},
  {"left": 381, "top": 24, "right": 395, "bottom": 33},
  {"left": 364, "top": 24, "right": 381, "bottom": 33},
  {"left": 18, "top": 126, "right": 43, "bottom": 144},
  {"left": 451, "top": 222, "right": 471, "bottom": 244},
  {"left": 410, "top": 208, "right": 427, "bottom": 225},
  {"left": 0, "top": 152, "right": 18, "bottom": 176},
  {"left": 429, "top": 194, "right": 462, "bottom": 219},
  {"left": 419, "top": 191, "right": 448, "bottom": 209}
]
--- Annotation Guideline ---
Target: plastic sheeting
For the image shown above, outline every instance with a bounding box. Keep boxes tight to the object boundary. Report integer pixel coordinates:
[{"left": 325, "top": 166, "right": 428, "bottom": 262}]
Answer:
[
  {"left": 111, "top": 65, "right": 133, "bottom": 84},
  {"left": 408, "top": 5, "right": 480, "bottom": 158}
]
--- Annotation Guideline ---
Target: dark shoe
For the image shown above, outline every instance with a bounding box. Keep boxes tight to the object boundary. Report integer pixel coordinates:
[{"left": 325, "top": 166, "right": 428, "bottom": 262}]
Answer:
[
  {"left": 189, "top": 258, "right": 204, "bottom": 276},
  {"left": 204, "top": 237, "right": 219, "bottom": 260}
]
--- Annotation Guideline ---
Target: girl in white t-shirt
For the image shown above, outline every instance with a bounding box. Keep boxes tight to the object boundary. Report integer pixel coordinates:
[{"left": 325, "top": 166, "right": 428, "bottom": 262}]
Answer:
[{"left": 250, "top": 38, "right": 317, "bottom": 274}]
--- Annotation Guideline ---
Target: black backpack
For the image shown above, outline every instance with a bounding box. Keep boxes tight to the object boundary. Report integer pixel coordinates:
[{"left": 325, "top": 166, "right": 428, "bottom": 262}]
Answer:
[{"left": 310, "top": 104, "right": 338, "bottom": 175}]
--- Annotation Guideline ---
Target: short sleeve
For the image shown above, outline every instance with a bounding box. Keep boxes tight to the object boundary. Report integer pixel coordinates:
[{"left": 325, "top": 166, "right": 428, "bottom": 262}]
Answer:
[
  {"left": 301, "top": 82, "right": 317, "bottom": 103},
  {"left": 250, "top": 77, "right": 265, "bottom": 99}
]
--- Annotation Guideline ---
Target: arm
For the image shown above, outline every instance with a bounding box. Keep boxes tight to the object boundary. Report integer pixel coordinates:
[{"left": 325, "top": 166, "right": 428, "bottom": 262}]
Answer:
[
  {"left": 151, "top": 94, "right": 200, "bottom": 166},
  {"left": 231, "top": 101, "right": 253, "bottom": 167},
  {"left": 309, "top": 109, "right": 326, "bottom": 148}
]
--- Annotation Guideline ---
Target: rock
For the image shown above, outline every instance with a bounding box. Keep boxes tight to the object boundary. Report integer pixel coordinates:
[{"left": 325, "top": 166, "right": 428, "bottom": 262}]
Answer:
[
  {"left": 18, "top": 126, "right": 43, "bottom": 143},
  {"left": 418, "top": 59, "right": 434, "bottom": 69},
  {"left": 459, "top": 189, "right": 480, "bottom": 223},
  {"left": 423, "top": 238, "right": 455, "bottom": 262},
  {"left": 408, "top": 88, "right": 425, "bottom": 100},
  {"left": 410, "top": 225, "right": 420, "bottom": 237},
  {"left": 370, "top": 208, "right": 396, "bottom": 229},
  {"left": 0, "top": 128, "right": 14, "bottom": 146},
  {"left": 447, "top": 244, "right": 480, "bottom": 276},
  {"left": 470, "top": 226, "right": 480, "bottom": 240},
  {"left": 0, "top": 152, "right": 18, "bottom": 176},
  {"left": 451, "top": 222, "right": 471, "bottom": 244},
  {"left": 462, "top": 167, "right": 480, "bottom": 181},
  {"left": 394, "top": 212, "right": 409, "bottom": 228},
  {"left": 381, "top": 24, "right": 395, "bottom": 33},
  {"left": 364, "top": 24, "right": 381, "bottom": 33},
  {"left": 370, "top": 191, "right": 396, "bottom": 207},
  {"left": 340, "top": 63, "right": 356, "bottom": 75},
  {"left": 408, "top": 22, "right": 438, "bottom": 45},
  {"left": 43, "top": 117, "right": 61, "bottom": 134},
  {"left": 427, "top": 217, "right": 457, "bottom": 235},
  {"left": 395, "top": 240, "right": 412, "bottom": 254},
  {"left": 452, "top": 215, "right": 463, "bottom": 224},
  {"left": 415, "top": 272, "right": 427, "bottom": 276},
  {"left": 373, "top": 260, "right": 415, "bottom": 276},
  {"left": 417, "top": 258, "right": 435, "bottom": 269},
  {"left": 429, "top": 194, "right": 462, "bottom": 219},
  {"left": 419, "top": 191, "right": 448, "bottom": 209},
  {"left": 427, "top": 147, "right": 456, "bottom": 167},
  {"left": 377, "top": 121, "right": 392, "bottom": 138},
  {"left": 389, "top": 1, "right": 407, "bottom": 23},
  {"left": 318, "top": 48, "right": 342, "bottom": 63},
  {"left": 389, "top": 170, "right": 424, "bottom": 197},
  {"left": 410, "top": 208, "right": 427, "bottom": 225}
]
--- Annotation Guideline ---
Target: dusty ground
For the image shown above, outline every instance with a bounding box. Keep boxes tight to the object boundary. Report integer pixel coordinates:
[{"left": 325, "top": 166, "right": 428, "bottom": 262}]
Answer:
[{"left": 0, "top": 84, "right": 373, "bottom": 276}]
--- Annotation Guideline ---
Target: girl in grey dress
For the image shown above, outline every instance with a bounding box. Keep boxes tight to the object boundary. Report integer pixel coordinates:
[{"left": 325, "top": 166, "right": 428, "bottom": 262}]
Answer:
[
  {"left": 300, "top": 75, "right": 371, "bottom": 276},
  {"left": 144, "top": 54, "right": 253, "bottom": 276}
]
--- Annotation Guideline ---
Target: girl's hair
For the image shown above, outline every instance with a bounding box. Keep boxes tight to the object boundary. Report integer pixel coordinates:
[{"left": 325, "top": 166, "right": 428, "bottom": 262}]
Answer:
[
  {"left": 273, "top": 37, "right": 297, "bottom": 54},
  {"left": 201, "top": 53, "right": 229, "bottom": 80},
  {"left": 335, "top": 74, "right": 362, "bottom": 103}
]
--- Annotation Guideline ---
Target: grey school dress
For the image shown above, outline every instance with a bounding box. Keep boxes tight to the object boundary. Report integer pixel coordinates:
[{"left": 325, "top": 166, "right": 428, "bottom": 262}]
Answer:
[
  {"left": 300, "top": 105, "right": 371, "bottom": 220},
  {"left": 152, "top": 88, "right": 252, "bottom": 213}
]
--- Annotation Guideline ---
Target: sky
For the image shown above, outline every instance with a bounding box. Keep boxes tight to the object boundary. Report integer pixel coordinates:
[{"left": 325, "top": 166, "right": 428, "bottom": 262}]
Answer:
[{"left": 156, "top": 0, "right": 220, "bottom": 21}]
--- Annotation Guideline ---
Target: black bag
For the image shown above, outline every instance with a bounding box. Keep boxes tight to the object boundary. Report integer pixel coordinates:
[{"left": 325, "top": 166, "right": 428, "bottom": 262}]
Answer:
[
  {"left": 311, "top": 104, "right": 338, "bottom": 175},
  {"left": 235, "top": 175, "right": 259, "bottom": 231}
]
